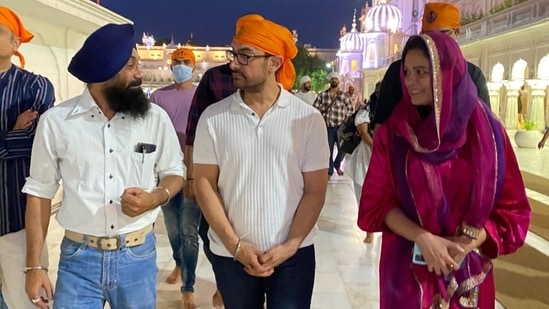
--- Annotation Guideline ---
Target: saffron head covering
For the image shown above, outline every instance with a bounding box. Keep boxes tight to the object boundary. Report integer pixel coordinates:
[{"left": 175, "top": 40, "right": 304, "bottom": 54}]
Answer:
[
  {"left": 0, "top": 6, "right": 34, "bottom": 68},
  {"left": 421, "top": 2, "right": 461, "bottom": 32},
  {"left": 233, "top": 14, "right": 297, "bottom": 90},
  {"left": 235, "top": 14, "right": 264, "bottom": 33},
  {"left": 68, "top": 23, "right": 136, "bottom": 83},
  {"left": 300, "top": 75, "right": 311, "bottom": 85},
  {"left": 171, "top": 48, "right": 196, "bottom": 67}
]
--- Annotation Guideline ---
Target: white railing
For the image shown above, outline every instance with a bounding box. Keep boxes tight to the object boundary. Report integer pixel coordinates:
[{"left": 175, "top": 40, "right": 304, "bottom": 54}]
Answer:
[{"left": 458, "top": 0, "right": 549, "bottom": 43}]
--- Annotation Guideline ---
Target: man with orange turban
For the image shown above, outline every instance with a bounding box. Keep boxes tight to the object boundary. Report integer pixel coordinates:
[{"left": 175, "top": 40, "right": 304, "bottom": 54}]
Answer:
[
  {"left": 373, "top": 2, "right": 490, "bottom": 130},
  {"left": 149, "top": 47, "right": 201, "bottom": 309},
  {"left": 0, "top": 6, "right": 55, "bottom": 309},
  {"left": 232, "top": 15, "right": 298, "bottom": 90},
  {"left": 193, "top": 14, "right": 329, "bottom": 308}
]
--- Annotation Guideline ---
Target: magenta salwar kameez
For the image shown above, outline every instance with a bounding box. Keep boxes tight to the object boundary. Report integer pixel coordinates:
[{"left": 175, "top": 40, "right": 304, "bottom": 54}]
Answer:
[{"left": 358, "top": 32, "right": 531, "bottom": 309}]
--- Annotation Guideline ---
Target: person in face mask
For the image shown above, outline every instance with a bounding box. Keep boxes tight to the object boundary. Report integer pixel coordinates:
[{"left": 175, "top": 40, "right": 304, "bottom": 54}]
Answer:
[{"left": 149, "top": 48, "right": 201, "bottom": 309}]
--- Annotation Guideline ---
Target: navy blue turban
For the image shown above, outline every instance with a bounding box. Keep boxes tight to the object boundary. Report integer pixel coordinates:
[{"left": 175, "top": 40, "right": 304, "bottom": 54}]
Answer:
[{"left": 68, "top": 23, "right": 136, "bottom": 83}]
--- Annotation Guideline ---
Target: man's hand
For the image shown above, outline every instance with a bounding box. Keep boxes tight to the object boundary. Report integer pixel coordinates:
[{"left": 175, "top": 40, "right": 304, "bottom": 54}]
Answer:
[
  {"left": 235, "top": 241, "right": 274, "bottom": 277},
  {"left": 258, "top": 242, "right": 298, "bottom": 270},
  {"left": 538, "top": 140, "right": 546, "bottom": 149},
  {"left": 120, "top": 187, "right": 159, "bottom": 217},
  {"left": 183, "top": 179, "right": 195, "bottom": 200},
  {"left": 14, "top": 109, "right": 38, "bottom": 130},
  {"left": 25, "top": 269, "right": 53, "bottom": 309}
]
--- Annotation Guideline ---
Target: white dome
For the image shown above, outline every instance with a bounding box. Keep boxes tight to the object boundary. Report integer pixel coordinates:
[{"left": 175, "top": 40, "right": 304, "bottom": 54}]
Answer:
[
  {"left": 339, "top": 16, "right": 364, "bottom": 52},
  {"left": 366, "top": 3, "right": 402, "bottom": 33},
  {"left": 340, "top": 29, "right": 364, "bottom": 51}
]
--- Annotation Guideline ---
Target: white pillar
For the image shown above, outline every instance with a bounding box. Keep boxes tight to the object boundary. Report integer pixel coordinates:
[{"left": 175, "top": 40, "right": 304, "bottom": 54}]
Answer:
[
  {"left": 526, "top": 79, "right": 548, "bottom": 131},
  {"left": 503, "top": 81, "right": 522, "bottom": 130},
  {"left": 487, "top": 82, "right": 503, "bottom": 118}
]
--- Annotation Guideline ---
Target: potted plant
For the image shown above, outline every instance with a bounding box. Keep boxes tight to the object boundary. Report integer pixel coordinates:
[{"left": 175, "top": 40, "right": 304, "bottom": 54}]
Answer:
[{"left": 514, "top": 119, "right": 542, "bottom": 148}]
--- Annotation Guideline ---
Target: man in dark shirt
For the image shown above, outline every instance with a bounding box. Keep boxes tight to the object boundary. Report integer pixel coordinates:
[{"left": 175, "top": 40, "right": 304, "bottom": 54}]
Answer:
[
  {"left": 373, "top": 2, "right": 490, "bottom": 128},
  {"left": 0, "top": 7, "right": 54, "bottom": 308},
  {"left": 185, "top": 63, "right": 235, "bottom": 309}
]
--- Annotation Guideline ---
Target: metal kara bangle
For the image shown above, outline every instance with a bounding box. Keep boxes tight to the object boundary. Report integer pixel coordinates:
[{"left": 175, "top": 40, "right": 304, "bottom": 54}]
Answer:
[
  {"left": 233, "top": 238, "right": 242, "bottom": 261},
  {"left": 155, "top": 186, "right": 171, "bottom": 206},
  {"left": 23, "top": 266, "right": 48, "bottom": 274}
]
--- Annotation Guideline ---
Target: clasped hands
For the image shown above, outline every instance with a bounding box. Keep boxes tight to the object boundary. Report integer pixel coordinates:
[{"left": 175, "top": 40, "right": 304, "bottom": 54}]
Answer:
[
  {"left": 415, "top": 233, "right": 478, "bottom": 276},
  {"left": 234, "top": 241, "right": 298, "bottom": 277}
]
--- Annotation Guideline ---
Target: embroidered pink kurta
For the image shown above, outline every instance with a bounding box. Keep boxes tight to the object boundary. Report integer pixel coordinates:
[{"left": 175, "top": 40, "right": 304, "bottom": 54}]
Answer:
[{"left": 358, "top": 121, "right": 530, "bottom": 309}]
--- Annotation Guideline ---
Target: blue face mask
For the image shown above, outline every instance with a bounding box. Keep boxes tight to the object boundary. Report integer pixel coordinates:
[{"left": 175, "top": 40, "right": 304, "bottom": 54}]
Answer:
[{"left": 172, "top": 64, "right": 193, "bottom": 83}]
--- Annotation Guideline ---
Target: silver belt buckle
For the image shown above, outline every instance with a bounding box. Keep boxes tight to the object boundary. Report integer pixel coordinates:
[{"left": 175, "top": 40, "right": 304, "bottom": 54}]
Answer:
[{"left": 96, "top": 236, "right": 119, "bottom": 250}]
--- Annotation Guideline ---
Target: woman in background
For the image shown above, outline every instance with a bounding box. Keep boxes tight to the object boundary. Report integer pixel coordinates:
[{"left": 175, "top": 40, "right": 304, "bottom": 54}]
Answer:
[
  {"left": 345, "top": 102, "right": 374, "bottom": 243},
  {"left": 358, "top": 32, "right": 531, "bottom": 308}
]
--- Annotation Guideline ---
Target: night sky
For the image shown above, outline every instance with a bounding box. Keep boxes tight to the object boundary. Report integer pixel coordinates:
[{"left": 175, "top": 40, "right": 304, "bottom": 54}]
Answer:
[{"left": 96, "top": 0, "right": 372, "bottom": 49}]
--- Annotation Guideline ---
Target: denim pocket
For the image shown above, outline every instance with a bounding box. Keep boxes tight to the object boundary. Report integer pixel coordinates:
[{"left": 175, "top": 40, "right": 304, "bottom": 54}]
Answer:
[
  {"left": 125, "top": 233, "right": 156, "bottom": 260},
  {"left": 59, "top": 237, "right": 84, "bottom": 259}
]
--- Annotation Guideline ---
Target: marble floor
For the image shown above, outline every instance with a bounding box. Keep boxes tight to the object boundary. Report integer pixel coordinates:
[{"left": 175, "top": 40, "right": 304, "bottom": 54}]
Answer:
[{"left": 43, "top": 142, "right": 549, "bottom": 309}]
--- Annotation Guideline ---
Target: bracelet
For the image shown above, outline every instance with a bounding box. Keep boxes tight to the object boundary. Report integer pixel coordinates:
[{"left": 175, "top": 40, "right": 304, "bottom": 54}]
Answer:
[
  {"left": 155, "top": 186, "right": 171, "bottom": 206},
  {"left": 460, "top": 223, "right": 481, "bottom": 240},
  {"left": 186, "top": 177, "right": 194, "bottom": 180},
  {"left": 23, "top": 266, "right": 48, "bottom": 274},
  {"left": 233, "top": 238, "right": 242, "bottom": 261}
]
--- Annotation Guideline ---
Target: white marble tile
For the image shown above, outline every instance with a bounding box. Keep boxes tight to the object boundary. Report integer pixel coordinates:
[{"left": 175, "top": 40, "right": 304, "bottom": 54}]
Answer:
[{"left": 311, "top": 291, "right": 353, "bottom": 309}]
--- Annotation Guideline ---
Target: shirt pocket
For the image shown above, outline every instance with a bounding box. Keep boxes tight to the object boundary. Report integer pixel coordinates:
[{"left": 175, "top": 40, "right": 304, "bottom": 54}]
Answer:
[{"left": 129, "top": 151, "right": 157, "bottom": 187}]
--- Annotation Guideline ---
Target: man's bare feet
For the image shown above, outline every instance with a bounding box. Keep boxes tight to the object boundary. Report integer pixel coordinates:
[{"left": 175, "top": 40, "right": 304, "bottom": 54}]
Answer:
[
  {"left": 363, "top": 232, "right": 373, "bottom": 244},
  {"left": 166, "top": 266, "right": 181, "bottom": 284},
  {"left": 182, "top": 291, "right": 196, "bottom": 309},
  {"left": 336, "top": 168, "right": 344, "bottom": 176},
  {"left": 212, "top": 290, "right": 224, "bottom": 308}
]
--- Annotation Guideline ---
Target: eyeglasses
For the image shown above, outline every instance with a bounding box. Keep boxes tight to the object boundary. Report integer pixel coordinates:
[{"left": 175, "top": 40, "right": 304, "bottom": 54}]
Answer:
[{"left": 226, "top": 50, "right": 272, "bottom": 65}]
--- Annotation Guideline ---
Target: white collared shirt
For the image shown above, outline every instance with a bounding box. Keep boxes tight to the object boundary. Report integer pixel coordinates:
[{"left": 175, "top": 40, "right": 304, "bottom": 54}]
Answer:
[
  {"left": 194, "top": 87, "right": 329, "bottom": 257},
  {"left": 23, "top": 88, "right": 183, "bottom": 236}
]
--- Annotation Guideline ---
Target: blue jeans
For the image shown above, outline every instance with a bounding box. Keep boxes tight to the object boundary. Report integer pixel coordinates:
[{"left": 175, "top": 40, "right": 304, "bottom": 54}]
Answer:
[
  {"left": 0, "top": 292, "right": 7, "bottom": 309},
  {"left": 162, "top": 191, "right": 201, "bottom": 292},
  {"left": 199, "top": 214, "right": 213, "bottom": 263},
  {"left": 327, "top": 126, "right": 345, "bottom": 175},
  {"left": 211, "top": 245, "right": 316, "bottom": 309},
  {"left": 53, "top": 230, "right": 157, "bottom": 308}
]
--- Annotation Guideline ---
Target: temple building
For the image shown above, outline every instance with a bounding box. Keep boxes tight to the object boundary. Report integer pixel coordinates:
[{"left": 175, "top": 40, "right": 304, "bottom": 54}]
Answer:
[{"left": 335, "top": 0, "right": 549, "bottom": 130}]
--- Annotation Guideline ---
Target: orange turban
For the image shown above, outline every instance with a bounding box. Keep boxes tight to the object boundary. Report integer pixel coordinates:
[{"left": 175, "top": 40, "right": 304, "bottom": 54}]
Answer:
[
  {"left": 233, "top": 15, "right": 297, "bottom": 90},
  {"left": 421, "top": 2, "right": 460, "bottom": 32},
  {"left": 0, "top": 6, "right": 33, "bottom": 68},
  {"left": 235, "top": 14, "right": 264, "bottom": 33},
  {"left": 171, "top": 48, "right": 196, "bottom": 66}
]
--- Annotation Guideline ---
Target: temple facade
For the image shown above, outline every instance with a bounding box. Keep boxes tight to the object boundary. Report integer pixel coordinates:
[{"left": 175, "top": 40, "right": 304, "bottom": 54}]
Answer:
[{"left": 336, "top": 0, "right": 549, "bottom": 129}]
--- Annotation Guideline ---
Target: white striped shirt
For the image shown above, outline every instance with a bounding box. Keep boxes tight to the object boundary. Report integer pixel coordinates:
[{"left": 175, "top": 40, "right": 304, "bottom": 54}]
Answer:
[{"left": 194, "top": 87, "right": 329, "bottom": 257}]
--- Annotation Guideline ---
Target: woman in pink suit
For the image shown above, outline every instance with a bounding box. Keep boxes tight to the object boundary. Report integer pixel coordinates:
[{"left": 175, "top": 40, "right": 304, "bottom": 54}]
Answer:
[{"left": 358, "top": 32, "right": 531, "bottom": 308}]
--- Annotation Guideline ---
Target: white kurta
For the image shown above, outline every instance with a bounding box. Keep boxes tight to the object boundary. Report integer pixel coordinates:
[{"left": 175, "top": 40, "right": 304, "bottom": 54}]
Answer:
[{"left": 345, "top": 108, "right": 372, "bottom": 202}]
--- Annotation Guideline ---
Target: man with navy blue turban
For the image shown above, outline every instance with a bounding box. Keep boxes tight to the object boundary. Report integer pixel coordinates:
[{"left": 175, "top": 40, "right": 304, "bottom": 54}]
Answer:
[{"left": 23, "top": 23, "right": 184, "bottom": 308}]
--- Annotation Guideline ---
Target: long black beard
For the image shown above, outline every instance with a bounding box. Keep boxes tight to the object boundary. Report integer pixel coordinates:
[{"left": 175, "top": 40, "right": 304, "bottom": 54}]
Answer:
[{"left": 103, "top": 82, "right": 150, "bottom": 119}]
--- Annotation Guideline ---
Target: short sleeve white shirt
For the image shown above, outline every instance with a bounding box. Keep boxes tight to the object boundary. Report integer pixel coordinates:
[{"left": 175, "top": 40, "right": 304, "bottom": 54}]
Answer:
[{"left": 194, "top": 87, "right": 329, "bottom": 257}]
